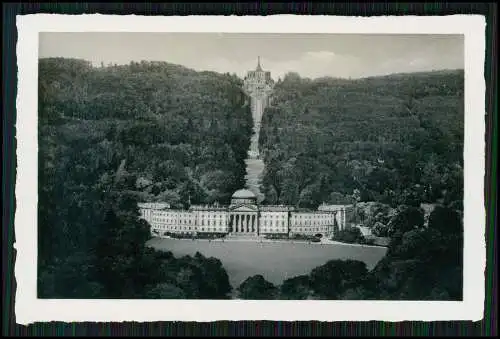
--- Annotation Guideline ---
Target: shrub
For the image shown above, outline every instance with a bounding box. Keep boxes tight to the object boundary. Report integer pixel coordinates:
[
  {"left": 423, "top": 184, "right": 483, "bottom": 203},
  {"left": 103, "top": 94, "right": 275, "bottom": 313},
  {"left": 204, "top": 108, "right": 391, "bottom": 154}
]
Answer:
[
  {"left": 364, "top": 238, "right": 376, "bottom": 246},
  {"left": 372, "top": 221, "right": 389, "bottom": 237},
  {"left": 387, "top": 205, "right": 425, "bottom": 237},
  {"left": 333, "top": 227, "right": 366, "bottom": 244}
]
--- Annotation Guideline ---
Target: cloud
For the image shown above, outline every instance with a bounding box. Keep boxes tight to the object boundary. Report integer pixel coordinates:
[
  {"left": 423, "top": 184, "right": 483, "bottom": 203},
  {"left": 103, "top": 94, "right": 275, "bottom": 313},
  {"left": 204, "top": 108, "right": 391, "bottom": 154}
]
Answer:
[
  {"left": 270, "top": 51, "right": 364, "bottom": 79},
  {"left": 304, "top": 51, "right": 337, "bottom": 60},
  {"left": 409, "top": 58, "right": 427, "bottom": 67},
  {"left": 189, "top": 51, "right": 366, "bottom": 80}
]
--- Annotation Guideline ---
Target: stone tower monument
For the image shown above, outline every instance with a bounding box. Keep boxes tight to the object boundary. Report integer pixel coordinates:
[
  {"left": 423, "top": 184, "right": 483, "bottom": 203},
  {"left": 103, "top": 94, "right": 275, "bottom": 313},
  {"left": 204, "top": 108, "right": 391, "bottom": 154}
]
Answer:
[{"left": 243, "top": 57, "right": 274, "bottom": 159}]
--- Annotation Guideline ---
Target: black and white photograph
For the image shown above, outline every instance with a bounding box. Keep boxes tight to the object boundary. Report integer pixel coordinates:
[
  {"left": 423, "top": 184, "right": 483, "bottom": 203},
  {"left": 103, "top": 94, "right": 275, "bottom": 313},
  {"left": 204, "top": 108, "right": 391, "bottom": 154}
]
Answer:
[{"left": 15, "top": 15, "right": 486, "bottom": 323}]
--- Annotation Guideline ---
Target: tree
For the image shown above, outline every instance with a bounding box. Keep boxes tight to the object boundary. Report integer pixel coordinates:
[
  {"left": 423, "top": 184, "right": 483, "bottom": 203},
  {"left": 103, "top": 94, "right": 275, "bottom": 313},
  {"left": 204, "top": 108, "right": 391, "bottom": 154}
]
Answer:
[
  {"left": 427, "top": 205, "right": 462, "bottom": 236},
  {"left": 144, "top": 283, "right": 186, "bottom": 299},
  {"left": 309, "top": 260, "right": 368, "bottom": 299},
  {"left": 387, "top": 205, "right": 425, "bottom": 237},
  {"left": 192, "top": 253, "right": 232, "bottom": 299},
  {"left": 38, "top": 252, "right": 103, "bottom": 298},
  {"left": 333, "top": 227, "right": 366, "bottom": 244},
  {"left": 390, "top": 228, "right": 441, "bottom": 259},
  {"left": 91, "top": 206, "right": 157, "bottom": 298},
  {"left": 372, "top": 221, "right": 389, "bottom": 237},
  {"left": 237, "top": 275, "right": 278, "bottom": 300},
  {"left": 369, "top": 204, "right": 463, "bottom": 300},
  {"left": 339, "top": 285, "right": 373, "bottom": 300},
  {"left": 328, "top": 192, "right": 351, "bottom": 205},
  {"left": 279, "top": 275, "right": 311, "bottom": 300}
]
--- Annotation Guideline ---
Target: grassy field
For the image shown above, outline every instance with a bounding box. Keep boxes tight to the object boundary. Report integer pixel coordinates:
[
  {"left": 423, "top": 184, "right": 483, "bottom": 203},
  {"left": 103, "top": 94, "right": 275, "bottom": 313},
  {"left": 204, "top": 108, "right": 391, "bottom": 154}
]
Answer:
[{"left": 147, "top": 238, "right": 387, "bottom": 288}]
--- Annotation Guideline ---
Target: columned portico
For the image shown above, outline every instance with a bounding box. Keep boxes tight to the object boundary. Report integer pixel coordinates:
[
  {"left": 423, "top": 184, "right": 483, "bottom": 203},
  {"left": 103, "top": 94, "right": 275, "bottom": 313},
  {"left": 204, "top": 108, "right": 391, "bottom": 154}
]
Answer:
[
  {"left": 230, "top": 212, "right": 259, "bottom": 235},
  {"left": 228, "top": 189, "right": 260, "bottom": 236}
]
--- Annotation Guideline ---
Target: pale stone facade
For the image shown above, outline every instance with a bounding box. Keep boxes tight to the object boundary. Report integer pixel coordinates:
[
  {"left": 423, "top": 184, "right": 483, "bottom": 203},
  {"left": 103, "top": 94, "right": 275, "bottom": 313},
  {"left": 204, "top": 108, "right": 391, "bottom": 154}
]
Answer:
[
  {"left": 139, "top": 189, "right": 348, "bottom": 238},
  {"left": 290, "top": 212, "right": 336, "bottom": 237}
]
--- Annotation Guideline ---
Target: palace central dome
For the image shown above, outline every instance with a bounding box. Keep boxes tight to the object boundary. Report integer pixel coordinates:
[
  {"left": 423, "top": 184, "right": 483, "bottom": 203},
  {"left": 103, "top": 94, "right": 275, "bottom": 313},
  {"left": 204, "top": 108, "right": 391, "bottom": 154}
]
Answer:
[{"left": 232, "top": 189, "right": 256, "bottom": 199}]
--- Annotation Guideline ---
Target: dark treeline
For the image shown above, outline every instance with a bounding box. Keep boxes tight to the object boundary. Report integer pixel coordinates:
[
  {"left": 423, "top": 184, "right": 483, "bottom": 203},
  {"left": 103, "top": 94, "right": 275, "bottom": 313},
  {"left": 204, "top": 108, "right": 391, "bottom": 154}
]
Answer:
[
  {"left": 38, "top": 58, "right": 249, "bottom": 298},
  {"left": 259, "top": 70, "right": 464, "bottom": 209},
  {"left": 238, "top": 205, "right": 462, "bottom": 300}
]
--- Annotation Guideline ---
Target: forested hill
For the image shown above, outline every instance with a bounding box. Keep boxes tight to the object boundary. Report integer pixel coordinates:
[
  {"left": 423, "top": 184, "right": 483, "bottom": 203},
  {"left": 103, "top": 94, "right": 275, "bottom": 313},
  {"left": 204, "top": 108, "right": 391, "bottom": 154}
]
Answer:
[
  {"left": 39, "top": 58, "right": 253, "bottom": 209},
  {"left": 259, "top": 70, "right": 464, "bottom": 208},
  {"left": 38, "top": 58, "right": 252, "bottom": 297}
]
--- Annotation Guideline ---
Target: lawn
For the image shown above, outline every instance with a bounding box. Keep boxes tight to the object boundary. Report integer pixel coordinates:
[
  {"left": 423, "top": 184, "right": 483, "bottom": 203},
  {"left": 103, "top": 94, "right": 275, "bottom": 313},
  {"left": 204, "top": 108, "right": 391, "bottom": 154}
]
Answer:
[{"left": 147, "top": 238, "right": 387, "bottom": 288}]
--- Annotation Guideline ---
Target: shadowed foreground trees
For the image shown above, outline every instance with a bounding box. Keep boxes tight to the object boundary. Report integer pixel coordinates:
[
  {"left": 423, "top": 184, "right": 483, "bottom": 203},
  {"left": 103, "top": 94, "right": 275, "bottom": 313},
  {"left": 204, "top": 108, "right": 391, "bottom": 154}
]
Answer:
[
  {"left": 37, "top": 58, "right": 243, "bottom": 299},
  {"left": 279, "top": 275, "right": 312, "bottom": 300},
  {"left": 356, "top": 205, "right": 462, "bottom": 300},
  {"left": 39, "top": 201, "right": 233, "bottom": 299},
  {"left": 237, "top": 261, "right": 370, "bottom": 300},
  {"left": 237, "top": 206, "right": 462, "bottom": 301},
  {"left": 144, "top": 283, "right": 186, "bottom": 299},
  {"left": 237, "top": 275, "right": 279, "bottom": 300},
  {"left": 309, "top": 260, "right": 369, "bottom": 299},
  {"left": 335, "top": 205, "right": 462, "bottom": 300}
]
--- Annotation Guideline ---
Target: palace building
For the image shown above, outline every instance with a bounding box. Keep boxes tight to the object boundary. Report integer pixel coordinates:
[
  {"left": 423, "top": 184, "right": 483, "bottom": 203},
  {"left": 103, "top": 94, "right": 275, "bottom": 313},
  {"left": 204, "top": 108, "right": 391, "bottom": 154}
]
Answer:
[
  {"left": 139, "top": 189, "right": 348, "bottom": 238},
  {"left": 138, "top": 58, "right": 349, "bottom": 239}
]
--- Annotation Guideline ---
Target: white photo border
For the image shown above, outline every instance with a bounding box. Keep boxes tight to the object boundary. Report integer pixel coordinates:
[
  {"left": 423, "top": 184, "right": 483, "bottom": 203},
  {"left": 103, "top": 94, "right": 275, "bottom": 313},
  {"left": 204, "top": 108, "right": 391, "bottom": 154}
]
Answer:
[{"left": 15, "top": 14, "right": 486, "bottom": 324}]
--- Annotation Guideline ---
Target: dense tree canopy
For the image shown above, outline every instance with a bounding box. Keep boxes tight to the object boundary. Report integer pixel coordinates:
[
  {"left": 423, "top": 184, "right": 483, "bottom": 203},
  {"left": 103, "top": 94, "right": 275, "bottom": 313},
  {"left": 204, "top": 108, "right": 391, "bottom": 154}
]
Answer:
[
  {"left": 369, "top": 206, "right": 463, "bottom": 300},
  {"left": 39, "top": 58, "right": 252, "bottom": 209},
  {"left": 38, "top": 58, "right": 244, "bottom": 298},
  {"left": 237, "top": 275, "right": 278, "bottom": 300}
]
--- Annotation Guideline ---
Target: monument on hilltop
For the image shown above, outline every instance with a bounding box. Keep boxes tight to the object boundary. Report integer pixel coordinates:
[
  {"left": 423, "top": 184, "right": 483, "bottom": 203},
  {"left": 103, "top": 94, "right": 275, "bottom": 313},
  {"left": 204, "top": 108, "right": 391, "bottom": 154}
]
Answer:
[{"left": 243, "top": 56, "right": 274, "bottom": 159}]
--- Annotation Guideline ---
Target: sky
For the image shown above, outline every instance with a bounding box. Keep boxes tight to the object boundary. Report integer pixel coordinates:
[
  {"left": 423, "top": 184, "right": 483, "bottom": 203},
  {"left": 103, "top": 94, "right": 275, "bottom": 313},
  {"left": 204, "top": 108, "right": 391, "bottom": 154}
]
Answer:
[{"left": 39, "top": 33, "right": 464, "bottom": 80}]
